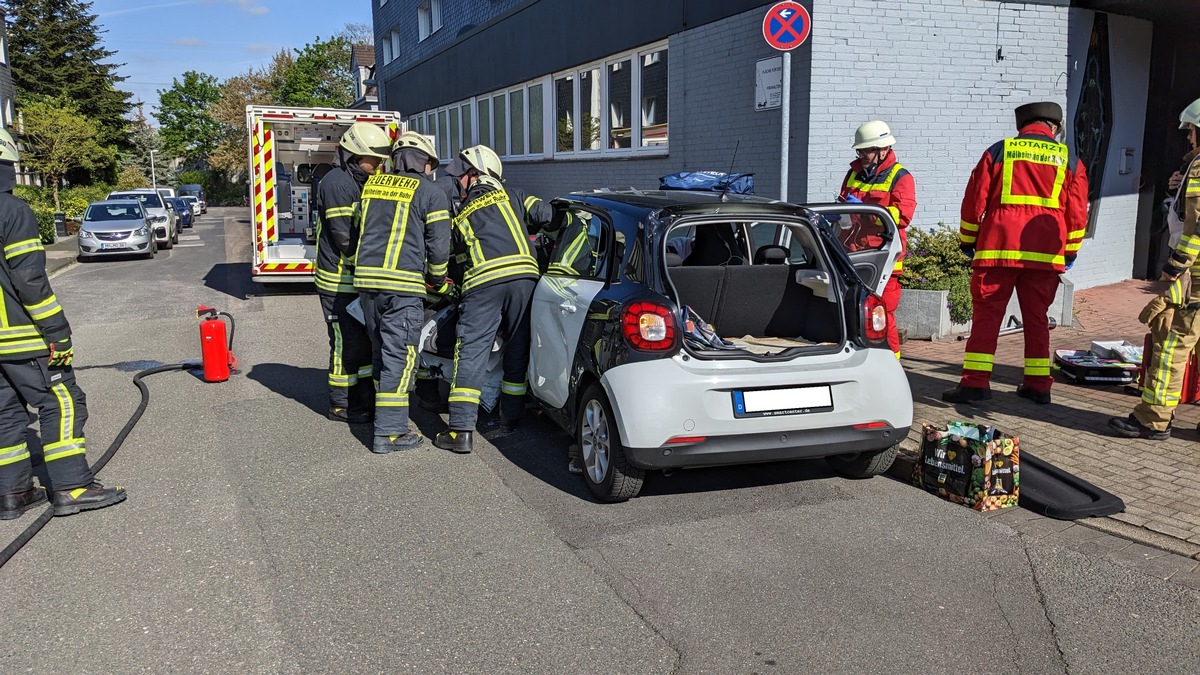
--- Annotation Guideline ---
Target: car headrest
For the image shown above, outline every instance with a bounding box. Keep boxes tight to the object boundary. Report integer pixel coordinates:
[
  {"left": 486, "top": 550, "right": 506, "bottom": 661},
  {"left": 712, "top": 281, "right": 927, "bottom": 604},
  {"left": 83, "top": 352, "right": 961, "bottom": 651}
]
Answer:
[
  {"left": 665, "top": 252, "right": 684, "bottom": 267},
  {"left": 754, "top": 244, "right": 789, "bottom": 265}
]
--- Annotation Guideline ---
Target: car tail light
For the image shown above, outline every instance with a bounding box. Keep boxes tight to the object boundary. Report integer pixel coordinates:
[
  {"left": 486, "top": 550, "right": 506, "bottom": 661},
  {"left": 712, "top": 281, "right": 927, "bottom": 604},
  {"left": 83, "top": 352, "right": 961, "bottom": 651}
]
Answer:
[
  {"left": 665, "top": 435, "right": 706, "bottom": 445},
  {"left": 864, "top": 294, "right": 887, "bottom": 342},
  {"left": 622, "top": 301, "right": 677, "bottom": 351},
  {"left": 853, "top": 422, "right": 888, "bottom": 430}
]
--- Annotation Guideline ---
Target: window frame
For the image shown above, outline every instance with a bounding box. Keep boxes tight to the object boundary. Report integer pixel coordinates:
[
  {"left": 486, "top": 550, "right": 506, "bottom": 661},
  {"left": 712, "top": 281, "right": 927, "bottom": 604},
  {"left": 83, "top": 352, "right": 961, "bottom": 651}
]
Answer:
[{"left": 418, "top": 0, "right": 443, "bottom": 42}]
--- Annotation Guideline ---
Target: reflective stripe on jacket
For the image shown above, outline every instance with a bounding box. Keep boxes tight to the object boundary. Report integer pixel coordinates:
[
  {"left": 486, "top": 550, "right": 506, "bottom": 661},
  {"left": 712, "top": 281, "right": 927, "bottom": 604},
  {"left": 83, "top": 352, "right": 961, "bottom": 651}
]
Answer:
[
  {"left": 452, "top": 182, "right": 556, "bottom": 294},
  {"left": 314, "top": 165, "right": 362, "bottom": 294},
  {"left": 1162, "top": 151, "right": 1200, "bottom": 298},
  {"left": 959, "top": 122, "right": 1089, "bottom": 272},
  {"left": 0, "top": 192, "right": 69, "bottom": 360},
  {"left": 839, "top": 152, "right": 916, "bottom": 273},
  {"left": 353, "top": 171, "right": 451, "bottom": 296}
]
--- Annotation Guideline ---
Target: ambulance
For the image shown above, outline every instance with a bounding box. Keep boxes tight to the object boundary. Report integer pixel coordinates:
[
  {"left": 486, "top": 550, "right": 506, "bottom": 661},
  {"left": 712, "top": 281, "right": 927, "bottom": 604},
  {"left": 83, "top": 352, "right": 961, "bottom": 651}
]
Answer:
[{"left": 245, "top": 106, "right": 403, "bottom": 282}]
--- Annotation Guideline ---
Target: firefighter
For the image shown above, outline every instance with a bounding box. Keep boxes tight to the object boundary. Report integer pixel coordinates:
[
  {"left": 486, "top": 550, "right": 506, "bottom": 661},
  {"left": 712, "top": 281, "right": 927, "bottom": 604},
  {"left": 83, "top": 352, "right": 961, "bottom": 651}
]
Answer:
[
  {"left": 0, "top": 129, "right": 125, "bottom": 519},
  {"left": 315, "top": 122, "right": 391, "bottom": 424},
  {"left": 942, "top": 102, "right": 1088, "bottom": 406},
  {"left": 1109, "top": 98, "right": 1200, "bottom": 439},
  {"left": 837, "top": 120, "right": 917, "bottom": 358},
  {"left": 433, "top": 145, "right": 557, "bottom": 453},
  {"left": 354, "top": 131, "right": 451, "bottom": 453}
]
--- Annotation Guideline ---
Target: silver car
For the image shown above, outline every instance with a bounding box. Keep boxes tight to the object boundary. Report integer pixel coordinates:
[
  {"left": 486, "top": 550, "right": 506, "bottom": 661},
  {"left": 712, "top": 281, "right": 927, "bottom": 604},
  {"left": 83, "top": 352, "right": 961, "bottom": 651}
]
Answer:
[
  {"left": 106, "top": 189, "right": 177, "bottom": 249},
  {"left": 77, "top": 200, "right": 157, "bottom": 261}
]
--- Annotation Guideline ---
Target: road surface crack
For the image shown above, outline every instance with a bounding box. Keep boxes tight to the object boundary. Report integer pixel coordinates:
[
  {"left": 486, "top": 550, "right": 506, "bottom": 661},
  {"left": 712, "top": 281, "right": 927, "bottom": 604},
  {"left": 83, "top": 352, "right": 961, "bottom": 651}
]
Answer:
[
  {"left": 585, "top": 547, "right": 685, "bottom": 673},
  {"left": 1022, "top": 541, "right": 1071, "bottom": 674}
]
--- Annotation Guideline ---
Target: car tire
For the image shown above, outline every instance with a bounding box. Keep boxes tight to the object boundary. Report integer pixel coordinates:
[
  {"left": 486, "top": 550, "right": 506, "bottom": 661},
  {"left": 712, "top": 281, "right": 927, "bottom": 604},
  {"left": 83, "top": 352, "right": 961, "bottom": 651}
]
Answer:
[
  {"left": 145, "top": 239, "right": 157, "bottom": 259},
  {"left": 826, "top": 443, "right": 899, "bottom": 479},
  {"left": 76, "top": 254, "right": 89, "bottom": 263},
  {"left": 577, "top": 383, "right": 644, "bottom": 502},
  {"left": 171, "top": 228, "right": 179, "bottom": 244}
]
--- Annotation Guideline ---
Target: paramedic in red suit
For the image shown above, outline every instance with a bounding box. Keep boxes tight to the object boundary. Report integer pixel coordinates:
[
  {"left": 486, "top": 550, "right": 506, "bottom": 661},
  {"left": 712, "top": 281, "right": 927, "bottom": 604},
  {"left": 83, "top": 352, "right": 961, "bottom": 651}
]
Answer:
[
  {"left": 942, "top": 102, "right": 1089, "bottom": 406},
  {"left": 838, "top": 120, "right": 917, "bottom": 358}
]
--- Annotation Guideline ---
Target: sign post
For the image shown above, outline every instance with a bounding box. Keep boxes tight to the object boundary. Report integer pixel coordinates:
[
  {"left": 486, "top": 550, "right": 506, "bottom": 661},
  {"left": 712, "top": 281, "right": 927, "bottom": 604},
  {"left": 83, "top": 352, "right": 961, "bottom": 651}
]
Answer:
[{"left": 762, "top": 1, "right": 811, "bottom": 202}]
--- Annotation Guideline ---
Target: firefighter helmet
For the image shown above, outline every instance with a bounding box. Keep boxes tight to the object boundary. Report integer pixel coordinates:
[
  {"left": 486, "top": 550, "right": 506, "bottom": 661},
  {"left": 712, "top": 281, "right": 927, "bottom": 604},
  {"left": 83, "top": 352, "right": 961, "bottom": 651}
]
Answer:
[
  {"left": 394, "top": 131, "right": 439, "bottom": 169},
  {"left": 1179, "top": 98, "right": 1200, "bottom": 130},
  {"left": 457, "top": 144, "right": 504, "bottom": 179},
  {"left": 339, "top": 122, "right": 391, "bottom": 160},
  {"left": 852, "top": 121, "right": 895, "bottom": 150},
  {"left": 1015, "top": 101, "right": 1064, "bottom": 129},
  {"left": 0, "top": 128, "right": 19, "bottom": 163}
]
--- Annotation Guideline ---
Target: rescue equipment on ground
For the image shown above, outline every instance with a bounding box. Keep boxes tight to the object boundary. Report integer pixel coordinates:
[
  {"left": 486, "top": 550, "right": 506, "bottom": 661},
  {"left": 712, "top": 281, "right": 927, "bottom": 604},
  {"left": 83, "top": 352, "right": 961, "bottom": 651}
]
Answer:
[
  {"left": 1053, "top": 349, "right": 1138, "bottom": 385},
  {"left": 197, "top": 306, "right": 237, "bottom": 383}
]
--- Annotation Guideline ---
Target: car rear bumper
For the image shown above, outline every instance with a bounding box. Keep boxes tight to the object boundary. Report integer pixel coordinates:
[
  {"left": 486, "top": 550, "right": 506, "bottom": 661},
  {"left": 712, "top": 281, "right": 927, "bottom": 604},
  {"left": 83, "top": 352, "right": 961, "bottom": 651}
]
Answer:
[
  {"left": 625, "top": 424, "right": 902, "bottom": 469},
  {"left": 78, "top": 236, "right": 153, "bottom": 256},
  {"left": 598, "top": 346, "right": 913, "bottom": 464}
]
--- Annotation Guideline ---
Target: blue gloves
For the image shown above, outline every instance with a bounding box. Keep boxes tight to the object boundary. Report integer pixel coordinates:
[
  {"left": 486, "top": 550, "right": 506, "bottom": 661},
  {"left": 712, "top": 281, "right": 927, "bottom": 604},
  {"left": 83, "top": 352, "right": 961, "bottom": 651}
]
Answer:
[
  {"left": 844, "top": 194, "right": 862, "bottom": 204},
  {"left": 1065, "top": 255, "right": 1076, "bottom": 271}
]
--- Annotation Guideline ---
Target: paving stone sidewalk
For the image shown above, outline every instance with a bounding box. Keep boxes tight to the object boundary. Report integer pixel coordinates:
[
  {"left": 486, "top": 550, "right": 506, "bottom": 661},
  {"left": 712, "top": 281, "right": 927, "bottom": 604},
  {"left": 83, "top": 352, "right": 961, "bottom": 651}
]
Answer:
[{"left": 898, "top": 278, "right": 1200, "bottom": 573}]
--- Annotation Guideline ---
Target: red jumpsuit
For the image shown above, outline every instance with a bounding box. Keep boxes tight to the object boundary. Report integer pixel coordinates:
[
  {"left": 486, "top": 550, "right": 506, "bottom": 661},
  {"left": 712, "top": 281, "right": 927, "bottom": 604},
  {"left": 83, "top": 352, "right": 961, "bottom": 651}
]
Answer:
[
  {"left": 957, "top": 122, "right": 1089, "bottom": 393},
  {"left": 839, "top": 152, "right": 916, "bottom": 357}
]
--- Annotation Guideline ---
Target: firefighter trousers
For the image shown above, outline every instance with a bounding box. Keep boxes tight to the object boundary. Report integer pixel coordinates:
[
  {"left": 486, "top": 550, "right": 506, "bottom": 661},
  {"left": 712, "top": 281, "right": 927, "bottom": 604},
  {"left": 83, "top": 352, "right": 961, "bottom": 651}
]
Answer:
[
  {"left": 361, "top": 291, "right": 423, "bottom": 437},
  {"left": 1133, "top": 306, "right": 1200, "bottom": 431},
  {"left": 319, "top": 292, "right": 373, "bottom": 413},
  {"left": 448, "top": 279, "right": 536, "bottom": 431},
  {"left": 0, "top": 359, "right": 92, "bottom": 495},
  {"left": 959, "top": 267, "right": 1060, "bottom": 392}
]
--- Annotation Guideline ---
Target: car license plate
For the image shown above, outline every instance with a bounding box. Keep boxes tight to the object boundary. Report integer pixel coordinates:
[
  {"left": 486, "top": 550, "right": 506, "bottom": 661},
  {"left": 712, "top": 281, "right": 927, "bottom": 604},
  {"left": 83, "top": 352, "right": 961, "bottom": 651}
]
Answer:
[
  {"left": 732, "top": 385, "right": 832, "bottom": 418},
  {"left": 98, "top": 243, "right": 126, "bottom": 250}
]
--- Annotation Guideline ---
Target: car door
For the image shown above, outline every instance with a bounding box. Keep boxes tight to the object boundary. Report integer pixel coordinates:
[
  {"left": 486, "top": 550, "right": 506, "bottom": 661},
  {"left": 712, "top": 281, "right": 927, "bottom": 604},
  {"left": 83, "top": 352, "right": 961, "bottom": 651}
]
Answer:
[
  {"left": 801, "top": 203, "right": 900, "bottom": 297},
  {"left": 528, "top": 206, "right": 609, "bottom": 410}
]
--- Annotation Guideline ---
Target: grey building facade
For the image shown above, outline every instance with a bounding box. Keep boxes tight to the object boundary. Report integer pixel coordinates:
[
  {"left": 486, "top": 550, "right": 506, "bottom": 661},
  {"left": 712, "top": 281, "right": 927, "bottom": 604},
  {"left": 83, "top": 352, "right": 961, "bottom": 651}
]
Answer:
[{"left": 374, "top": 0, "right": 1200, "bottom": 290}]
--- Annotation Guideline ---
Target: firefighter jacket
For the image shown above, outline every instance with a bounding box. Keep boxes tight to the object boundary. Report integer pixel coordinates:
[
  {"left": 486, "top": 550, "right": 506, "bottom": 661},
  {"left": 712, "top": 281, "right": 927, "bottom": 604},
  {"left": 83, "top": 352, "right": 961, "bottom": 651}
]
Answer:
[
  {"left": 314, "top": 163, "right": 367, "bottom": 295},
  {"left": 452, "top": 179, "right": 557, "bottom": 294},
  {"left": 1160, "top": 150, "right": 1200, "bottom": 299},
  {"left": 0, "top": 191, "right": 70, "bottom": 361},
  {"left": 353, "top": 171, "right": 451, "bottom": 297},
  {"left": 959, "top": 122, "right": 1089, "bottom": 273},
  {"left": 838, "top": 152, "right": 916, "bottom": 273}
]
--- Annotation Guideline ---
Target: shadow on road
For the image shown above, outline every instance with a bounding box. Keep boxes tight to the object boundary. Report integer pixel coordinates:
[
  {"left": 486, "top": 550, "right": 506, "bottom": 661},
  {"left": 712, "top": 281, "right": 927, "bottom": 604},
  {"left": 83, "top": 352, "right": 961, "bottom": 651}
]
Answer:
[
  {"left": 203, "top": 262, "right": 257, "bottom": 300},
  {"left": 246, "top": 363, "right": 326, "bottom": 417}
]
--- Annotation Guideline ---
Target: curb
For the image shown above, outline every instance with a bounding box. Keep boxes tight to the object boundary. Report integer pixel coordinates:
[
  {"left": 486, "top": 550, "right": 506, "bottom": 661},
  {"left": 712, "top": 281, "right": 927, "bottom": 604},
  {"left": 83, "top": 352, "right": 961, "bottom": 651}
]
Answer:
[{"left": 889, "top": 451, "right": 1200, "bottom": 561}]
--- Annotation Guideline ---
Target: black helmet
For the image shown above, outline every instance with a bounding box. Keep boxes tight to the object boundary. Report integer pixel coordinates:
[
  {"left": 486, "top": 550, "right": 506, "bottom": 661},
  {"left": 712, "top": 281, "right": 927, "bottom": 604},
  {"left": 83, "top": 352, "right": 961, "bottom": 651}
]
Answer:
[{"left": 1015, "top": 102, "right": 1063, "bottom": 129}]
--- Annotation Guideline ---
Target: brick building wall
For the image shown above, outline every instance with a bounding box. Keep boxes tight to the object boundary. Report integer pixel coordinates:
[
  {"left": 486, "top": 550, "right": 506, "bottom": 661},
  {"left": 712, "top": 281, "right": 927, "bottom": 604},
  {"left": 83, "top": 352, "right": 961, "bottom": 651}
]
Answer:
[{"left": 806, "top": 0, "right": 1069, "bottom": 240}]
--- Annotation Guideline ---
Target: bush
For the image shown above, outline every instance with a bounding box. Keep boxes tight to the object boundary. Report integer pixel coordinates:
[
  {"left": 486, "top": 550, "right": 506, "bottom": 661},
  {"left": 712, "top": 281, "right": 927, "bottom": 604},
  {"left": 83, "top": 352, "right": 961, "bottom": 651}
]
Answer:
[
  {"left": 13, "top": 185, "right": 50, "bottom": 210},
  {"left": 899, "top": 223, "right": 974, "bottom": 324},
  {"left": 32, "top": 206, "right": 55, "bottom": 244},
  {"left": 60, "top": 185, "right": 113, "bottom": 220}
]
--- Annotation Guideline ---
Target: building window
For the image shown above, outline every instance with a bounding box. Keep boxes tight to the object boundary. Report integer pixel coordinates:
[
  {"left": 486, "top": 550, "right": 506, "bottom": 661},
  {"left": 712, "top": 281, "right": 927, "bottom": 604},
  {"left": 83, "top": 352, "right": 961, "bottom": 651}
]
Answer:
[
  {"left": 491, "top": 94, "right": 507, "bottom": 156},
  {"left": 381, "top": 38, "right": 392, "bottom": 65},
  {"left": 391, "top": 31, "right": 401, "bottom": 63},
  {"left": 461, "top": 103, "right": 473, "bottom": 148},
  {"left": 418, "top": 0, "right": 443, "bottom": 42},
  {"left": 528, "top": 84, "right": 544, "bottom": 155},
  {"left": 509, "top": 89, "right": 525, "bottom": 156},
  {"left": 608, "top": 60, "right": 631, "bottom": 149},
  {"left": 555, "top": 75, "right": 574, "bottom": 153},
  {"left": 640, "top": 47, "right": 668, "bottom": 148},
  {"left": 478, "top": 98, "right": 491, "bottom": 148}
]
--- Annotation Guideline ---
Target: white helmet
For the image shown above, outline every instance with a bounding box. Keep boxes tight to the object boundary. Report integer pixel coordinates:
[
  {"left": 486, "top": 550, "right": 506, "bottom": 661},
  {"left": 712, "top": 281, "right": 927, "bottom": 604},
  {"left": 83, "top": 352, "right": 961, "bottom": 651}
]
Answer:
[
  {"left": 456, "top": 144, "right": 504, "bottom": 180},
  {"left": 852, "top": 120, "right": 895, "bottom": 150},
  {"left": 339, "top": 122, "right": 391, "bottom": 160},
  {"left": 1180, "top": 98, "right": 1200, "bottom": 130},
  {"left": 0, "top": 128, "right": 19, "bottom": 163}
]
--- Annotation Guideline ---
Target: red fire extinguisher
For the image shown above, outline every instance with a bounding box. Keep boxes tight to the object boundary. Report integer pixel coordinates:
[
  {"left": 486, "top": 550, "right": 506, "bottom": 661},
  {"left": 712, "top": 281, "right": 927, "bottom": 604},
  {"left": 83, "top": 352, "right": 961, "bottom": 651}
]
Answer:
[{"left": 196, "top": 306, "right": 237, "bottom": 383}]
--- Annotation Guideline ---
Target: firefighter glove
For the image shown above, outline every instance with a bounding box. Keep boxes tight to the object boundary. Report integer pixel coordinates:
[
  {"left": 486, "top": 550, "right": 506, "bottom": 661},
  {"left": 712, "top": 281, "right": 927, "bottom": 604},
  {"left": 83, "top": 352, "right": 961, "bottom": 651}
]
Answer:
[
  {"left": 48, "top": 339, "right": 73, "bottom": 367},
  {"left": 844, "top": 194, "right": 862, "bottom": 204},
  {"left": 427, "top": 275, "right": 456, "bottom": 298},
  {"left": 961, "top": 246, "right": 975, "bottom": 260}
]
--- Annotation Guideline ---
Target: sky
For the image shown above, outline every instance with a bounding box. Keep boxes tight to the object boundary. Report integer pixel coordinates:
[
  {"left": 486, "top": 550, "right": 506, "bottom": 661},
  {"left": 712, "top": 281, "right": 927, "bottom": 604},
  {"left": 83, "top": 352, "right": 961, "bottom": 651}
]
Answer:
[{"left": 91, "top": 0, "right": 373, "bottom": 121}]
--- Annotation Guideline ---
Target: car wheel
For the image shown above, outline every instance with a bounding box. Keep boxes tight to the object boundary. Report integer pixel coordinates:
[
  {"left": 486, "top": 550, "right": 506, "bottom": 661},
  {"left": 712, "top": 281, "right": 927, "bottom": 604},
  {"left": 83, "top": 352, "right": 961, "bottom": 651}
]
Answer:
[
  {"left": 171, "top": 227, "right": 179, "bottom": 244},
  {"left": 76, "top": 254, "right": 89, "bottom": 263},
  {"left": 577, "top": 383, "right": 644, "bottom": 502},
  {"left": 826, "top": 443, "right": 899, "bottom": 479}
]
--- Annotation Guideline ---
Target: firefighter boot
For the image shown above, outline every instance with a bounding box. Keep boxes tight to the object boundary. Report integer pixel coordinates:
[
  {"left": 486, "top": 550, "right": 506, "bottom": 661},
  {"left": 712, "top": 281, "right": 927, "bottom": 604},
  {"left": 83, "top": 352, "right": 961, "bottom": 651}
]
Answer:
[
  {"left": 1016, "top": 385, "right": 1052, "bottom": 405},
  {"left": 51, "top": 482, "right": 126, "bottom": 517},
  {"left": 0, "top": 485, "right": 47, "bottom": 520},
  {"left": 372, "top": 433, "right": 423, "bottom": 454},
  {"left": 1108, "top": 415, "right": 1171, "bottom": 441},
  {"left": 434, "top": 430, "right": 474, "bottom": 454},
  {"left": 328, "top": 407, "right": 373, "bottom": 424},
  {"left": 941, "top": 386, "right": 993, "bottom": 404}
]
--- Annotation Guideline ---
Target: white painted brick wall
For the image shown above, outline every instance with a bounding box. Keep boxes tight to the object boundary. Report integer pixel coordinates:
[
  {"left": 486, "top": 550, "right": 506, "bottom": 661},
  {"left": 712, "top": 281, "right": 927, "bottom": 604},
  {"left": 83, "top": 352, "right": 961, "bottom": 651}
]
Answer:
[{"left": 807, "top": 0, "right": 1069, "bottom": 243}]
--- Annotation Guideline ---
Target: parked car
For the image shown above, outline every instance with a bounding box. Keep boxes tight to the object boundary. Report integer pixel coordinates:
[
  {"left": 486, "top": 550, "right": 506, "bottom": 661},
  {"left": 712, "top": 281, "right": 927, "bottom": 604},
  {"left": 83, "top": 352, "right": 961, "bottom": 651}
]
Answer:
[
  {"left": 157, "top": 187, "right": 177, "bottom": 202},
  {"left": 178, "top": 184, "right": 206, "bottom": 213},
  {"left": 107, "top": 189, "right": 177, "bottom": 249},
  {"left": 433, "top": 190, "right": 910, "bottom": 502},
  {"left": 180, "top": 195, "right": 201, "bottom": 216},
  {"left": 76, "top": 200, "right": 157, "bottom": 261},
  {"left": 168, "top": 197, "right": 194, "bottom": 229}
]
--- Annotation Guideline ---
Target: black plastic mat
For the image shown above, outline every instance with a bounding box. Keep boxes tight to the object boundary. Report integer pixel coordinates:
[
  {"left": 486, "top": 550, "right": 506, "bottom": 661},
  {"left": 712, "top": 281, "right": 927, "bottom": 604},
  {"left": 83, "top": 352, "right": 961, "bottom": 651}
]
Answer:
[{"left": 1019, "top": 450, "right": 1125, "bottom": 520}]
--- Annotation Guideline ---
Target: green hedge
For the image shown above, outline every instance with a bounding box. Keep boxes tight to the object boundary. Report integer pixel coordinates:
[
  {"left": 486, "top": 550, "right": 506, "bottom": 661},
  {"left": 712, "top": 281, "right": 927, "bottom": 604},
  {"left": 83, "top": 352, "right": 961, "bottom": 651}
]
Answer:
[
  {"left": 899, "top": 223, "right": 974, "bottom": 324},
  {"left": 33, "top": 207, "right": 55, "bottom": 244}
]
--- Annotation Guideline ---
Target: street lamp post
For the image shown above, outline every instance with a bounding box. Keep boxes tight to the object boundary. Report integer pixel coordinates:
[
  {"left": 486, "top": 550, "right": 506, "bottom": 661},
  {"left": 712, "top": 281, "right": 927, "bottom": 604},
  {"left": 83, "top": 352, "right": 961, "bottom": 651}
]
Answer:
[{"left": 149, "top": 150, "right": 158, "bottom": 191}]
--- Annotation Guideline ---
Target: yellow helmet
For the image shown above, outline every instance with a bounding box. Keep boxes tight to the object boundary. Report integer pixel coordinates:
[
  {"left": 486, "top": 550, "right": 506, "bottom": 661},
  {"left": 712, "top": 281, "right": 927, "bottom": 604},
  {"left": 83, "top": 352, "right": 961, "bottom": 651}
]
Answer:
[
  {"left": 455, "top": 144, "right": 504, "bottom": 180},
  {"left": 394, "top": 131, "right": 439, "bottom": 169},
  {"left": 0, "top": 128, "right": 19, "bottom": 163},
  {"left": 339, "top": 122, "right": 392, "bottom": 160}
]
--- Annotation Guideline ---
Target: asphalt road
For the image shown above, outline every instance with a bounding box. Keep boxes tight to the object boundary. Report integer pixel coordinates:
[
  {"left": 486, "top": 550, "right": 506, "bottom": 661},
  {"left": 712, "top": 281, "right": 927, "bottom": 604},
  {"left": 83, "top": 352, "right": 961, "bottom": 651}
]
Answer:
[{"left": 1, "top": 208, "right": 1197, "bottom": 673}]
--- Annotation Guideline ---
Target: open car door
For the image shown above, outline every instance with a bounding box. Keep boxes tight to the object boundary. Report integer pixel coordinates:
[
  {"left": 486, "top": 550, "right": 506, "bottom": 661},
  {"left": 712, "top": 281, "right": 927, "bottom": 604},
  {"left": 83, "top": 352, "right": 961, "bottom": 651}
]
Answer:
[
  {"left": 802, "top": 203, "right": 901, "bottom": 297},
  {"left": 528, "top": 207, "right": 608, "bottom": 410}
]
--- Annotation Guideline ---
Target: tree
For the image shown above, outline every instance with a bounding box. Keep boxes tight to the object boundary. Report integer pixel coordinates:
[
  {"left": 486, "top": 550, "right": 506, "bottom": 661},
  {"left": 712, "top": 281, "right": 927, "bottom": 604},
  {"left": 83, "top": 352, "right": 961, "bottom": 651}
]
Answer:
[
  {"left": 339, "top": 22, "right": 372, "bottom": 45},
  {"left": 18, "top": 95, "right": 114, "bottom": 209},
  {"left": 208, "top": 52, "right": 293, "bottom": 174},
  {"left": 124, "top": 113, "right": 175, "bottom": 189},
  {"left": 155, "top": 71, "right": 221, "bottom": 164},
  {"left": 4, "top": 0, "right": 133, "bottom": 174},
  {"left": 275, "top": 36, "right": 354, "bottom": 109}
]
